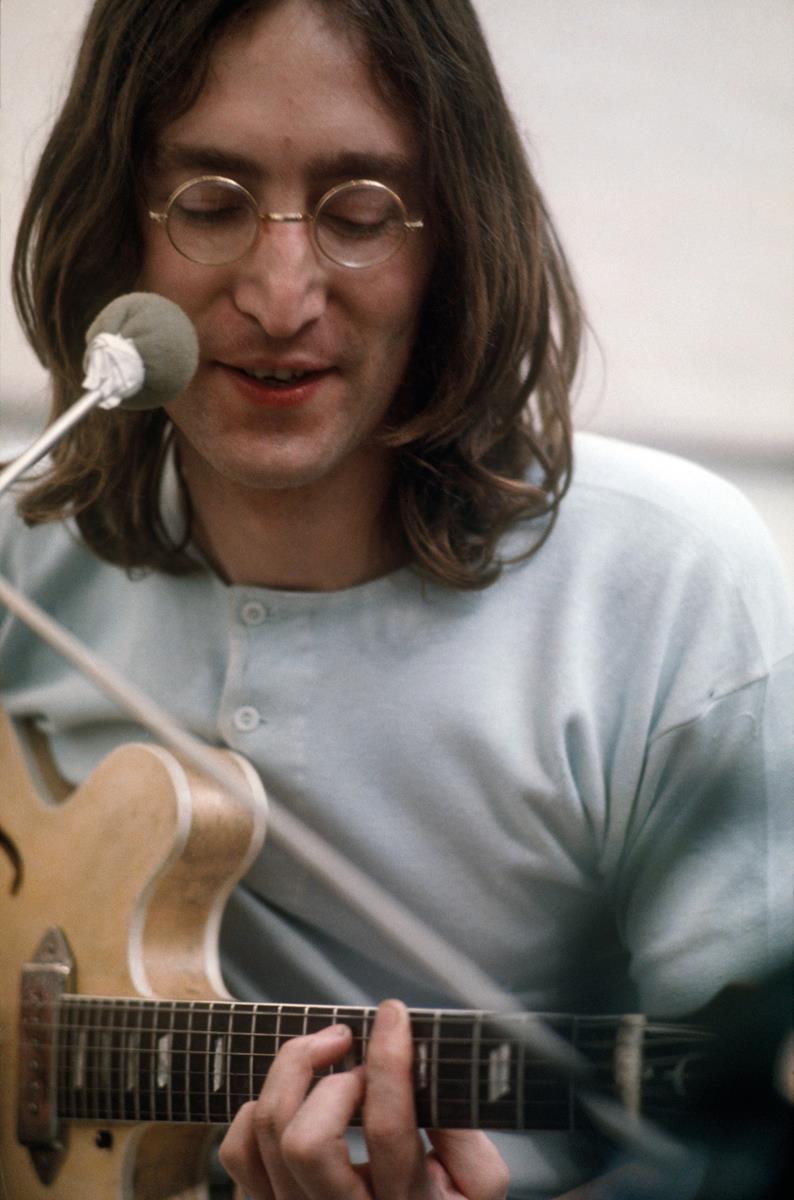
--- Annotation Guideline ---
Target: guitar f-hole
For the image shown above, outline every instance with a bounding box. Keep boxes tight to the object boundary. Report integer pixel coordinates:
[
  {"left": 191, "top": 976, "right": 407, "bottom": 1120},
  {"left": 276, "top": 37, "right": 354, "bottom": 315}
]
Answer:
[{"left": 0, "top": 828, "right": 23, "bottom": 895}]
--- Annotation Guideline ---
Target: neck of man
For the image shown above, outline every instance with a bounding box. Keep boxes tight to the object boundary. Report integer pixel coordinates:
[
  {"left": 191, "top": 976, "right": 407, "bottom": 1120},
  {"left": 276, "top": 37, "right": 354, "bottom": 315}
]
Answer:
[{"left": 178, "top": 440, "right": 407, "bottom": 592}]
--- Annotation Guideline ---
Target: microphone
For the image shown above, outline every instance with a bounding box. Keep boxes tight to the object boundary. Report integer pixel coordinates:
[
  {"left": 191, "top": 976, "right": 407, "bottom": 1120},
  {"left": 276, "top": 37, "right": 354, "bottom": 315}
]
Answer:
[
  {"left": 83, "top": 291, "right": 199, "bottom": 411},
  {"left": 0, "top": 292, "right": 198, "bottom": 497}
]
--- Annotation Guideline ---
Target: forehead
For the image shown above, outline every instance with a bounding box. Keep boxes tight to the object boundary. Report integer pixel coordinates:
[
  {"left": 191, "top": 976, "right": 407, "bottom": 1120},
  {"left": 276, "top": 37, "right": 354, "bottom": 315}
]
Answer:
[{"left": 152, "top": 0, "right": 420, "bottom": 189}]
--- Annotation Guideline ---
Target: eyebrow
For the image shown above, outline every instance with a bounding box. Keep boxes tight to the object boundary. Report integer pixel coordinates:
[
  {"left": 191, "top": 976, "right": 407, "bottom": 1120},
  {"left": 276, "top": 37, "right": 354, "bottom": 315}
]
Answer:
[{"left": 152, "top": 143, "right": 420, "bottom": 191}]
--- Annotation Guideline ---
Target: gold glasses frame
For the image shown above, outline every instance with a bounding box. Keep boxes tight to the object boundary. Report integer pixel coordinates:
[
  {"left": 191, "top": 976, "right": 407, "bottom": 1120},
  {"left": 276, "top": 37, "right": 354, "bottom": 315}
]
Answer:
[{"left": 148, "top": 175, "right": 424, "bottom": 269}]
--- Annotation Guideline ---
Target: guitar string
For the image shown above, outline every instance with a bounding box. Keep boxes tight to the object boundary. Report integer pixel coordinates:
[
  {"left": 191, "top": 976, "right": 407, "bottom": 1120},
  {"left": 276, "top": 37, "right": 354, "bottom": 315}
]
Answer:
[
  {"left": 38, "top": 1021, "right": 710, "bottom": 1048},
  {"left": 40, "top": 1004, "right": 705, "bottom": 1038},
  {"left": 48, "top": 1052, "right": 585, "bottom": 1070},
  {"left": 56, "top": 1000, "right": 691, "bottom": 1021},
  {"left": 51, "top": 1000, "right": 707, "bottom": 1035},
  {"left": 49, "top": 1047, "right": 701, "bottom": 1083}
]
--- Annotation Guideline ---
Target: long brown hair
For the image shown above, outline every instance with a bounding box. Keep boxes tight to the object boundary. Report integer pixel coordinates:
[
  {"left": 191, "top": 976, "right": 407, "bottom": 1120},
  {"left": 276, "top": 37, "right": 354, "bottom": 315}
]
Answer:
[{"left": 12, "top": 0, "right": 582, "bottom": 588}]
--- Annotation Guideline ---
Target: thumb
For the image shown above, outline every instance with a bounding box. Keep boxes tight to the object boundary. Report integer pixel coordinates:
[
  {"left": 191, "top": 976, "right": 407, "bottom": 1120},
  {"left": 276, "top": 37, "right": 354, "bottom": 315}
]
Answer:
[{"left": 426, "top": 1129, "right": 510, "bottom": 1200}]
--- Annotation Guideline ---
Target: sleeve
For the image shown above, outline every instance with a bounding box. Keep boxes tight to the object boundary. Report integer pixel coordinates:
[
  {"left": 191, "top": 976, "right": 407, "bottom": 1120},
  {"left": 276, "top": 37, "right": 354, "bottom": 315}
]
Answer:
[
  {"left": 613, "top": 654, "right": 793, "bottom": 1014},
  {"left": 600, "top": 469, "right": 794, "bottom": 1017}
]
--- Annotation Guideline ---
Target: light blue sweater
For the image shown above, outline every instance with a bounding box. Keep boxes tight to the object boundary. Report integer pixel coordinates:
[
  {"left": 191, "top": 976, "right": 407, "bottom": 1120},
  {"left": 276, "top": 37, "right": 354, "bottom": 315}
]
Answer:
[{"left": 1, "top": 433, "right": 791, "bottom": 1196}]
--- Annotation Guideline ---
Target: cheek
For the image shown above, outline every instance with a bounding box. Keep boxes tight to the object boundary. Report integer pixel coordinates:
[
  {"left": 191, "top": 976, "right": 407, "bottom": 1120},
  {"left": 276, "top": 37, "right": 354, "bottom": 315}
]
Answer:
[
  {"left": 360, "top": 257, "right": 432, "bottom": 351},
  {"left": 136, "top": 231, "right": 210, "bottom": 315}
]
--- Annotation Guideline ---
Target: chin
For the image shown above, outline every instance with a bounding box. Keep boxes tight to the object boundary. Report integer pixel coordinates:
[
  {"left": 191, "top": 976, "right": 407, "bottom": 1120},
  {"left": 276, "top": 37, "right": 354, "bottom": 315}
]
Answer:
[{"left": 208, "top": 449, "right": 351, "bottom": 493}]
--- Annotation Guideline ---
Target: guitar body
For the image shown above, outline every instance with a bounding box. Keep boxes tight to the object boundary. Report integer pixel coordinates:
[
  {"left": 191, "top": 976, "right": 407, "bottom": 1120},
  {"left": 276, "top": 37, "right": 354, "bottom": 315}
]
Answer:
[
  {"left": 5, "top": 703, "right": 769, "bottom": 1199},
  {"left": 0, "top": 707, "right": 267, "bottom": 1200}
]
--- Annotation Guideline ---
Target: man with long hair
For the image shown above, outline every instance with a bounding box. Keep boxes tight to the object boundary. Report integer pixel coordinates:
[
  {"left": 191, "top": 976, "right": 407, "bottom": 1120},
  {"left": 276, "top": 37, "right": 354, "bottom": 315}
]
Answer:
[{"left": 2, "top": 1, "right": 791, "bottom": 1197}]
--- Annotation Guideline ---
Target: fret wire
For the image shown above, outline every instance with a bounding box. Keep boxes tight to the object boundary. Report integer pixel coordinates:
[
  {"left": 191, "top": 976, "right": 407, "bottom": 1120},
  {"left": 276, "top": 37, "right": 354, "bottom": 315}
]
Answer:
[
  {"left": 56, "top": 999, "right": 68, "bottom": 1125},
  {"left": 205, "top": 998, "right": 214, "bottom": 1118},
  {"left": 168, "top": 1000, "right": 177, "bottom": 1123},
  {"left": 102, "top": 998, "right": 113, "bottom": 1119},
  {"left": 361, "top": 1008, "right": 372, "bottom": 1068},
  {"left": 86, "top": 998, "right": 95, "bottom": 1120},
  {"left": 127, "top": 1001, "right": 138, "bottom": 1122},
  {"left": 275, "top": 1003, "right": 284, "bottom": 1063},
  {"left": 60, "top": 999, "right": 73, "bottom": 1120},
  {"left": 127, "top": 1000, "right": 137, "bottom": 1121},
  {"left": 430, "top": 1011, "right": 440, "bottom": 1127},
  {"left": 80, "top": 999, "right": 89, "bottom": 1120},
  {"left": 78, "top": 999, "right": 89, "bottom": 1121},
  {"left": 248, "top": 1005, "right": 256, "bottom": 1106},
  {"left": 470, "top": 1012, "right": 481, "bottom": 1128},
  {"left": 118, "top": 999, "right": 127, "bottom": 1121},
  {"left": 185, "top": 1000, "right": 194, "bottom": 1123},
  {"left": 149, "top": 996, "right": 157, "bottom": 1124},
  {"left": 516, "top": 1015, "right": 525, "bottom": 1131},
  {"left": 91, "top": 999, "right": 100, "bottom": 1121},
  {"left": 136, "top": 1000, "right": 145, "bottom": 1122},
  {"left": 105, "top": 997, "right": 115, "bottom": 1120},
  {"left": 224, "top": 1008, "right": 233, "bottom": 1128},
  {"left": 329, "top": 1005, "right": 339, "bottom": 1076},
  {"left": 569, "top": 1016, "right": 579, "bottom": 1131}
]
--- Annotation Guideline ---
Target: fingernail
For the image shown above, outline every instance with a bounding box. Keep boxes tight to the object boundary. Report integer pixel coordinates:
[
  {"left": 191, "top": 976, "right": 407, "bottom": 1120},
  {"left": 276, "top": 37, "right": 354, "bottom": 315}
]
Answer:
[
  {"left": 317, "top": 1022, "right": 350, "bottom": 1041},
  {"left": 374, "top": 999, "right": 403, "bottom": 1032}
]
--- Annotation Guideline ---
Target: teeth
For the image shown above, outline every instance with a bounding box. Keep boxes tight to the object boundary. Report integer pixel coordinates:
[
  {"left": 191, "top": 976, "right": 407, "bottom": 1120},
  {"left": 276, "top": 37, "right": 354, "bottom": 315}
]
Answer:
[{"left": 242, "top": 366, "right": 308, "bottom": 382}]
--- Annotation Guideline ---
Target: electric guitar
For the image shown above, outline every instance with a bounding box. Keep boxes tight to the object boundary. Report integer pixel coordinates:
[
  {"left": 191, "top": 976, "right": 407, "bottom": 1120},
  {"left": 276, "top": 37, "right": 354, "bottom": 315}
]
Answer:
[{"left": 0, "top": 706, "right": 723, "bottom": 1200}]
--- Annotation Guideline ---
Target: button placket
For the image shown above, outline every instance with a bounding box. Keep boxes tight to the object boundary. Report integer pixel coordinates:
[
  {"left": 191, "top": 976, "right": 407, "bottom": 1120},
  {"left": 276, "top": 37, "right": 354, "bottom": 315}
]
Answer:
[{"left": 223, "top": 598, "right": 269, "bottom": 737}]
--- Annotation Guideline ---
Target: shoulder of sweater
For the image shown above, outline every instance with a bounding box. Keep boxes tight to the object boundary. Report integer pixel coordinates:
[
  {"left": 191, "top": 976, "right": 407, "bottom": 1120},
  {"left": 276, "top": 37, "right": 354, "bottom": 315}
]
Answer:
[{"left": 563, "top": 431, "right": 787, "bottom": 587}]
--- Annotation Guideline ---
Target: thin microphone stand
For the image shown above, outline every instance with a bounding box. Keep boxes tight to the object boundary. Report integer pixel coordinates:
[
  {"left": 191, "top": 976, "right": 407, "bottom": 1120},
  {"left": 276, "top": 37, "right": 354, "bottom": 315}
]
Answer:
[{"left": 0, "top": 389, "right": 109, "bottom": 496}]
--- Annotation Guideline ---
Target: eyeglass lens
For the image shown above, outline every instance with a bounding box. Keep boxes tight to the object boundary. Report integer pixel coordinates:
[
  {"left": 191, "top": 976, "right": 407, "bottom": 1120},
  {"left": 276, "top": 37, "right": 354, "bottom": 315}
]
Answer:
[{"left": 166, "top": 179, "right": 408, "bottom": 267}]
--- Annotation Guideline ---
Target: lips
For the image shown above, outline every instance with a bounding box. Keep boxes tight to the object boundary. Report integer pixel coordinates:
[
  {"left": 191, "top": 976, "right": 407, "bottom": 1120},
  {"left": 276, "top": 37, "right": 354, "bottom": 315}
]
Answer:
[
  {"left": 240, "top": 366, "right": 313, "bottom": 384},
  {"left": 218, "top": 361, "right": 335, "bottom": 408}
]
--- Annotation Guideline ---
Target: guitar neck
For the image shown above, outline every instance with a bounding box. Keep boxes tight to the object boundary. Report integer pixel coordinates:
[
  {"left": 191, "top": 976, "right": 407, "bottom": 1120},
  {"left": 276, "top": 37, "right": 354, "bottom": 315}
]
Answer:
[{"left": 51, "top": 996, "right": 711, "bottom": 1132}]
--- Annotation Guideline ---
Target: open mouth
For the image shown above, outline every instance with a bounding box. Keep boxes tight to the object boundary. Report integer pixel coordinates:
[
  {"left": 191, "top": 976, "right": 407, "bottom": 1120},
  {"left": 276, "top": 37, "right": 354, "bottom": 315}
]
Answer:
[
  {"left": 222, "top": 362, "right": 333, "bottom": 406},
  {"left": 238, "top": 366, "right": 316, "bottom": 386}
]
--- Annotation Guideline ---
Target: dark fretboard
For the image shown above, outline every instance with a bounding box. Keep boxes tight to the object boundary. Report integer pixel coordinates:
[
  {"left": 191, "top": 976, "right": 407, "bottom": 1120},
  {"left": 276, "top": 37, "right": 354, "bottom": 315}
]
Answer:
[{"left": 43, "top": 997, "right": 712, "bottom": 1132}]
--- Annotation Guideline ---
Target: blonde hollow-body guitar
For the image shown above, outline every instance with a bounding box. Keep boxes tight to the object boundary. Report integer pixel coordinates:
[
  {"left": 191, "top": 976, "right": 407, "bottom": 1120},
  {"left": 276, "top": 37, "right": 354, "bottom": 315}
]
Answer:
[
  {"left": 0, "top": 706, "right": 716, "bottom": 1200},
  {"left": 0, "top": 706, "right": 267, "bottom": 1200}
]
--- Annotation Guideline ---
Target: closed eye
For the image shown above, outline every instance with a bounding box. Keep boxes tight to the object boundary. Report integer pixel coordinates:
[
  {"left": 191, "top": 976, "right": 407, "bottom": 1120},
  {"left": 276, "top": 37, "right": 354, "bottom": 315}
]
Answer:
[
  {"left": 174, "top": 204, "right": 249, "bottom": 226},
  {"left": 319, "top": 213, "right": 395, "bottom": 239}
]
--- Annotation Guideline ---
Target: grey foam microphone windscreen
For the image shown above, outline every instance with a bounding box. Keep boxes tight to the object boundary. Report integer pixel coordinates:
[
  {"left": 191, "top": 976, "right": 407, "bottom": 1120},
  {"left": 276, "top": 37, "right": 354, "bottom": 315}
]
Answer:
[{"left": 84, "top": 292, "right": 199, "bottom": 410}]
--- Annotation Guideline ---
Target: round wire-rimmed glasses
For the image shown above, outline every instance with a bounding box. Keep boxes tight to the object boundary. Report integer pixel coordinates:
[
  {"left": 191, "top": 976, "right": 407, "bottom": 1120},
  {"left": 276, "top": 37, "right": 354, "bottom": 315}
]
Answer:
[{"left": 148, "top": 175, "right": 424, "bottom": 269}]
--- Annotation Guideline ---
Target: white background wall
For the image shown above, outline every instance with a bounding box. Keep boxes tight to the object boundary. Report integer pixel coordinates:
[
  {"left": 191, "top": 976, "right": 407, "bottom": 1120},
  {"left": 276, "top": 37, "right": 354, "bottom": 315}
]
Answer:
[{"left": 1, "top": 0, "right": 791, "bottom": 580}]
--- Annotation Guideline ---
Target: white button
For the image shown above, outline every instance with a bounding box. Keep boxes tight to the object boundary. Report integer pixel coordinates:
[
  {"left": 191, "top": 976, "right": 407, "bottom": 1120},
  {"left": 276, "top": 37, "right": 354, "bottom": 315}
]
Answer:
[
  {"left": 240, "top": 600, "right": 267, "bottom": 626},
  {"left": 232, "top": 706, "right": 261, "bottom": 733}
]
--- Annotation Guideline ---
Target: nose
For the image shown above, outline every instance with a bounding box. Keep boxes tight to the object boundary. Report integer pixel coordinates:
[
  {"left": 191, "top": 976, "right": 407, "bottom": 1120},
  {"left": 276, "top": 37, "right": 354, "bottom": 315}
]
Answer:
[{"left": 231, "top": 221, "right": 327, "bottom": 338}]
